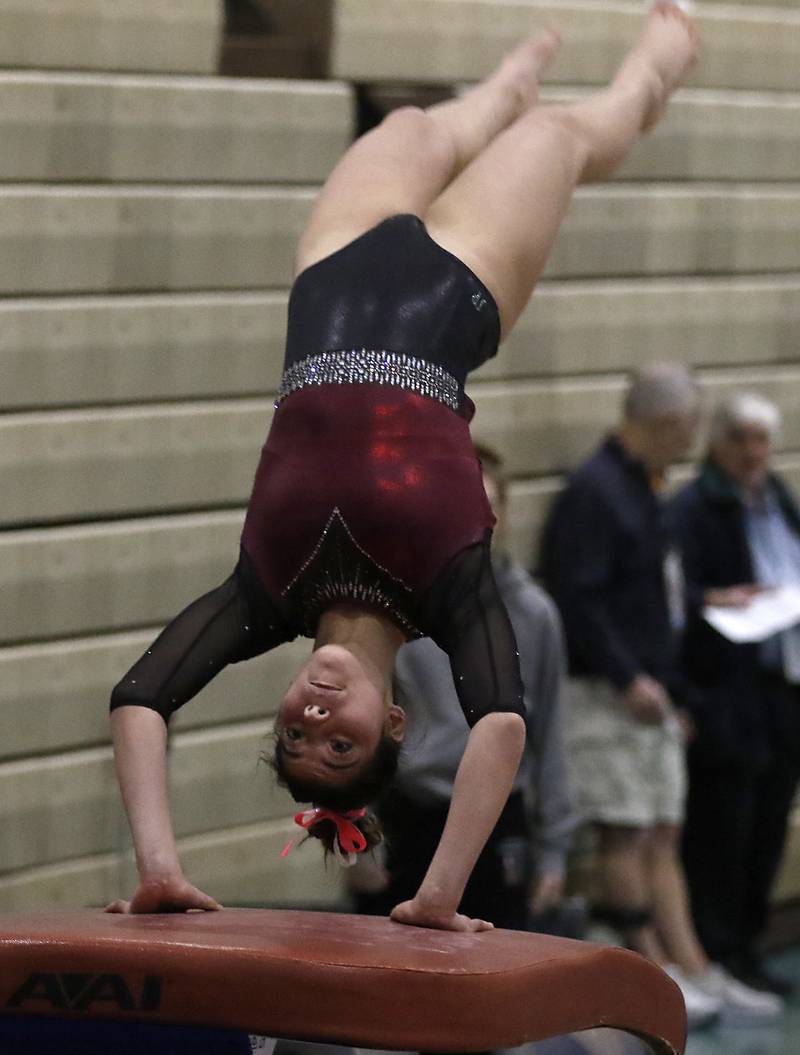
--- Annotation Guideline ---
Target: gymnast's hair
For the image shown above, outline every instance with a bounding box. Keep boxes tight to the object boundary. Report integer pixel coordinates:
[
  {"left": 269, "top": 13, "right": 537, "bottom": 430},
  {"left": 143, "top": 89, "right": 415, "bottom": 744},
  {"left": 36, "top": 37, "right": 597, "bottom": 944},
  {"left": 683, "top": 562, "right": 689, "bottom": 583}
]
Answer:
[{"left": 269, "top": 732, "right": 401, "bottom": 854}]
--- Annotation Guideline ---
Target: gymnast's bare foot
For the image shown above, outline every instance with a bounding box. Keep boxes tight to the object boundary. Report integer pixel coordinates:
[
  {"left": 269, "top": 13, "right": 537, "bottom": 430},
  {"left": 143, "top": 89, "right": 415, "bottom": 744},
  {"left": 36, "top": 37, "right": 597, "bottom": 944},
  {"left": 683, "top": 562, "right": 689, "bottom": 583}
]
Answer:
[
  {"left": 437, "top": 28, "right": 562, "bottom": 169},
  {"left": 492, "top": 29, "right": 562, "bottom": 115},
  {"left": 625, "top": 1, "right": 699, "bottom": 131}
]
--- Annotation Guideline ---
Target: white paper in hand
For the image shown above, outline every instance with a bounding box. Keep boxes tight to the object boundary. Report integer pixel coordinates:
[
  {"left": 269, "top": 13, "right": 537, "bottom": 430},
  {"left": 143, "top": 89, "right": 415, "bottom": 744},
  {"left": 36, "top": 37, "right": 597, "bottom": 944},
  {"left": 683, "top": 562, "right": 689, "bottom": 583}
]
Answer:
[{"left": 703, "top": 586, "right": 800, "bottom": 643}]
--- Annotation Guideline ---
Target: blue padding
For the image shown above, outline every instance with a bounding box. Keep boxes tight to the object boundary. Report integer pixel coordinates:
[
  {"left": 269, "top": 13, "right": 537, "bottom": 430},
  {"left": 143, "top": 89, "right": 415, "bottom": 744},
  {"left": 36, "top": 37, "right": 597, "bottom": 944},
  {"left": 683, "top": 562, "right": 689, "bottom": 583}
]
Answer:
[
  {"left": 536, "top": 1032, "right": 649, "bottom": 1054},
  {"left": 0, "top": 1016, "right": 255, "bottom": 1053}
]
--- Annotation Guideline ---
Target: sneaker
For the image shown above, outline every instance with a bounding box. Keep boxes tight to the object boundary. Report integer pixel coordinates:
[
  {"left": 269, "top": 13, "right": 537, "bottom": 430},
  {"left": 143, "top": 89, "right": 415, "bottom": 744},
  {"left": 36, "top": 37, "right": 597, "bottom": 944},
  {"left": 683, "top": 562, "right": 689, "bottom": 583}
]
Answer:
[
  {"left": 583, "top": 921, "right": 625, "bottom": 948},
  {"left": 663, "top": 964, "right": 721, "bottom": 1029},
  {"left": 692, "top": 964, "right": 783, "bottom": 1026}
]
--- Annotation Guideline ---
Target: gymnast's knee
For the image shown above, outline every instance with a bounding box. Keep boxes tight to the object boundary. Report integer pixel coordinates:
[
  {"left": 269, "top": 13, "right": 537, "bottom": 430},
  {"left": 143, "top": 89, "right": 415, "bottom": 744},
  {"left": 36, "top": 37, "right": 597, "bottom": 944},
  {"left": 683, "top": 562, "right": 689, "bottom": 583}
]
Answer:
[
  {"left": 379, "top": 104, "right": 436, "bottom": 141},
  {"left": 523, "top": 105, "right": 594, "bottom": 182},
  {"left": 379, "top": 105, "right": 459, "bottom": 178}
]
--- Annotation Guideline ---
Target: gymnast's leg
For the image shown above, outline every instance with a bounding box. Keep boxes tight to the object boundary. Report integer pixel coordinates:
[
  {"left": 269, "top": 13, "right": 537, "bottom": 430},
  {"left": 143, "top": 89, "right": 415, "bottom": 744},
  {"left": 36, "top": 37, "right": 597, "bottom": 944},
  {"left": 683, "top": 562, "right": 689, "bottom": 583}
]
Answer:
[
  {"left": 294, "top": 32, "right": 560, "bottom": 275},
  {"left": 425, "top": 2, "right": 698, "bottom": 337}
]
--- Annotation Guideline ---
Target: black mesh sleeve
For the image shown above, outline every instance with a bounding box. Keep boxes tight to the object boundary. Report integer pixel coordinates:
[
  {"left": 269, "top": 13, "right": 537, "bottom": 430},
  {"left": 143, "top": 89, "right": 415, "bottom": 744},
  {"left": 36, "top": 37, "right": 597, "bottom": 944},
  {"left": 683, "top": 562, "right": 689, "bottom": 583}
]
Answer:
[
  {"left": 419, "top": 537, "right": 525, "bottom": 726},
  {"left": 110, "top": 550, "right": 294, "bottom": 722}
]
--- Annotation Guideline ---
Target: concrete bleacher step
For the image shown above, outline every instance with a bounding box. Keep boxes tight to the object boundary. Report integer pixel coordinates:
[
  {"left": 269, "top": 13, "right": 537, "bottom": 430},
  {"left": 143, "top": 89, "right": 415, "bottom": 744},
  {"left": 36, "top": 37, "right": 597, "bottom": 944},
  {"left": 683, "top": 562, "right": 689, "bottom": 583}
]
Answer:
[
  {"left": 486, "top": 275, "right": 800, "bottom": 382},
  {"left": 2, "top": 277, "right": 798, "bottom": 412},
  {"left": 0, "top": 718, "right": 300, "bottom": 875},
  {"left": 0, "top": 74, "right": 353, "bottom": 184},
  {"left": 0, "top": 511, "right": 243, "bottom": 645},
  {"left": 0, "top": 292, "right": 287, "bottom": 411},
  {"left": 0, "top": 0, "right": 222, "bottom": 75},
  {"left": 555, "top": 89, "right": 800, "bottom": 183},
  {"left": 0, "top": 400, "right": 268, "bottom": 526},
  {"left": 0, "top": 183, "right": 798, "bottom": 296},
  {"left": 330, "top": 0, "right": 800, "bottom": 92},
  {"left": 0, "top": 633, "right": 158, "bottom": 760},
  {"left": 0, "top": 849, "right": 125, "bottom": 912},
  {"left": 4, "top": 366, "right": 800, "bottom": 527},
  {"left": 168, "top": 724, "right": 291, "bottom": 845},
  {"left": 0, "top": 186, "right": 315, "bottom": 295},
  {"left": 0, "top": 817, "right": 333, "bottom": 913},
  {"left": 3, "top": 74, "right": 797, "bottom": 185},
  {"left": 0, "top": 746, "right": 122, "bottom": 876},
  {"left": 175, "top": 820, "right": 340, "bottom": 904},
  {"left": 542, "top": 184, "right": 800, "bottom": 279},
  {"left": 0, "top": 633, "right": 310, "bottom": 764}
]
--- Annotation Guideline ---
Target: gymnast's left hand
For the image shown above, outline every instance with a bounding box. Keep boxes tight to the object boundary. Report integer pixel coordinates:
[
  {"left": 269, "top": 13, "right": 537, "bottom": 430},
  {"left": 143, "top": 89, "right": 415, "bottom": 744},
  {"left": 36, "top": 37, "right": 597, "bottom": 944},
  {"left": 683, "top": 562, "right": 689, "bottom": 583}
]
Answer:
[
  {"left": 105, "top": 874, "right": 222, "bottom": 914},
  {"left": 390, "top": 898, "right": 493, "bottom": 933}
]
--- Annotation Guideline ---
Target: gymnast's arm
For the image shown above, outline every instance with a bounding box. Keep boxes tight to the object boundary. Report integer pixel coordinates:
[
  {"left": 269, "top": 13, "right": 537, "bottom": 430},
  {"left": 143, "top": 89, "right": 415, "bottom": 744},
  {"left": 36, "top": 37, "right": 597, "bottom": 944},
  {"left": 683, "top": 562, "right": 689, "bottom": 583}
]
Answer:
[
  {"left": 107, "top": 708, "right": 215, "bottom": 913},
  {"left": 107, "top": 552, "right": 293, "bottom": 913},
  {"left": 392, "top": 542, "right": 527, "bottom": 932}
]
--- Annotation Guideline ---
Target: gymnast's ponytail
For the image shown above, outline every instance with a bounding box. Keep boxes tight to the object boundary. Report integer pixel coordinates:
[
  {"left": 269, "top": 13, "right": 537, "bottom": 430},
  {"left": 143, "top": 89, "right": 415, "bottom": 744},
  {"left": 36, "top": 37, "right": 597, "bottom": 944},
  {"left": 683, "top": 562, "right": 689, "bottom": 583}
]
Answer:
[{"left": 294, "top": 807, "right": 384, "bottom": 861}]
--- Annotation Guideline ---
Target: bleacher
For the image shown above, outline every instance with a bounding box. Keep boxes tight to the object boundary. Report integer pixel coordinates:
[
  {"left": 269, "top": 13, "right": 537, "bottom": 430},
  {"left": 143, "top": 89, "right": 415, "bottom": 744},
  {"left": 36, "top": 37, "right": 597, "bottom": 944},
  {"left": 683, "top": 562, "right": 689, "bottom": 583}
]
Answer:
[{"left": 1, "top": 0, "right": 799, "bottom": 913}]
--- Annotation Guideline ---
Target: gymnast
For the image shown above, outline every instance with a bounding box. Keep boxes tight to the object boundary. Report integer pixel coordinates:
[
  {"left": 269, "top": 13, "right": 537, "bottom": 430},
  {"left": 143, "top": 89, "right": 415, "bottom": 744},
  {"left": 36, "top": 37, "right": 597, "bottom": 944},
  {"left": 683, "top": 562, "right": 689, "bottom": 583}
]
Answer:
[{"left": 106, "top": 3, "right": 697, "bottom": 932}]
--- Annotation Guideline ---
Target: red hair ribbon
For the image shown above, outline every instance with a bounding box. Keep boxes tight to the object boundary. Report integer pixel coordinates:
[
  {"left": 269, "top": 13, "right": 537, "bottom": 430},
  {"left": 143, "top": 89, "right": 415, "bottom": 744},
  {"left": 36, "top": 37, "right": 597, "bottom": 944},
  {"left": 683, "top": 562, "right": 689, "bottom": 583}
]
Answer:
[{"left": 281, "top": 807, "right": 367, "bottom": 866}]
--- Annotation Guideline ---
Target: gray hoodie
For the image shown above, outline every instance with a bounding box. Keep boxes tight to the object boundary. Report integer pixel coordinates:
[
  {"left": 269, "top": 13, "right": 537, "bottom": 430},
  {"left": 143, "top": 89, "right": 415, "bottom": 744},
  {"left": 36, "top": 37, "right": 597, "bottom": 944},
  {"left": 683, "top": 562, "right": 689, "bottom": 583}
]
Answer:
[{"left": 394, "top": 556, "right": 576, "bottom": 876}]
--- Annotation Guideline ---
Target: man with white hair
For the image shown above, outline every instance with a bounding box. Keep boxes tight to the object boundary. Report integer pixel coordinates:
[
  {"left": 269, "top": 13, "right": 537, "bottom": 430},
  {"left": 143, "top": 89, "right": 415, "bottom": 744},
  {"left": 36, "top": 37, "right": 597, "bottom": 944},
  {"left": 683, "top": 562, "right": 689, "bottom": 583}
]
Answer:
[
  {"left": 540, "top": 364, "right": 781, "bottom": 1025},
  {"left": 672, "top": 392, "right": 800, "bottom": 999}
]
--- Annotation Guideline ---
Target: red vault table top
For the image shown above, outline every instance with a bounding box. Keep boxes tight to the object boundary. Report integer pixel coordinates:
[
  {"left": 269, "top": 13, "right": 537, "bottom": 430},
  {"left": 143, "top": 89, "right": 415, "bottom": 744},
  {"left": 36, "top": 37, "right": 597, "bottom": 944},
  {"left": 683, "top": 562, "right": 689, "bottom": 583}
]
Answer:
[{"left": 0, "top": 909, "right": 686, "bottom": 1055}]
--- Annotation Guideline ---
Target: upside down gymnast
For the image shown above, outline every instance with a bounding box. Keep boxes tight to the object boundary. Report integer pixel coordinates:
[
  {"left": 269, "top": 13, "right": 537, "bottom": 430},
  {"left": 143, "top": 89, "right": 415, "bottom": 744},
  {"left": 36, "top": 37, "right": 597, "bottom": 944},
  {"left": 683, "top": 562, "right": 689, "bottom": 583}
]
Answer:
[{"left": 107, "top": 3, "right": 698, "bottom": 933}]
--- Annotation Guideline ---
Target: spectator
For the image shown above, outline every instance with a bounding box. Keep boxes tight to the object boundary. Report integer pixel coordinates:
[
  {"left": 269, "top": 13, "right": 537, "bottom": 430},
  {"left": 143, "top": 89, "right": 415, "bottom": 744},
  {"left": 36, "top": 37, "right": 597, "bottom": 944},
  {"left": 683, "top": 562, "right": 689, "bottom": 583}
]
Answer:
[
  {"left": 539, "top": 364, "right": 781, "bottom": 1026},
  {"left": 350, "top": 444, "right": 576, "bottom": 933},
  {"left": 672, "top": 392, "right": 800, "bottom": 998}
]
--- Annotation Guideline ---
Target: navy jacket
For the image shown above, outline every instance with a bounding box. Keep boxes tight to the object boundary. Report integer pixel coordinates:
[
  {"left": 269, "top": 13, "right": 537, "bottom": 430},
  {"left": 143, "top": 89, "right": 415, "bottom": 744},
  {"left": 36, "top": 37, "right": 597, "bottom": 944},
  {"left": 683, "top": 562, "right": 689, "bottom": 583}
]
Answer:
[
  {"left": 671, "top": 460, "right": 800, "bottom": 768},
  {"left": 539, "top": 436, "right": 679, "bottom": 693}
]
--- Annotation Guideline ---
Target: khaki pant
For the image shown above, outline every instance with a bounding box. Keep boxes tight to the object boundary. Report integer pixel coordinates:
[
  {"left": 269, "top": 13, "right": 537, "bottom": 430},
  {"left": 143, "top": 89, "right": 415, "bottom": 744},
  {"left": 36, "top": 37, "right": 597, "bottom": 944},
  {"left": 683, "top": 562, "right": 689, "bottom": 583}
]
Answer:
[{"left": 565, "top": 677, "right": 687, "bottom": 827}]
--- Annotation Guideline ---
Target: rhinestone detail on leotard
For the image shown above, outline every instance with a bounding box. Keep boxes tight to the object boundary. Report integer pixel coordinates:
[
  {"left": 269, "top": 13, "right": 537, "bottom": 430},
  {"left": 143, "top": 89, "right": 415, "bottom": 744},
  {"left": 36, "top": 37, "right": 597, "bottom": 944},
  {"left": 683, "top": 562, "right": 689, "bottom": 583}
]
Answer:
[
  {"left": 282, "top": 507, "right": 424, "bottom": 640},
  {"left": 275, "top": 348, "right": 461, "bottom": 411}
]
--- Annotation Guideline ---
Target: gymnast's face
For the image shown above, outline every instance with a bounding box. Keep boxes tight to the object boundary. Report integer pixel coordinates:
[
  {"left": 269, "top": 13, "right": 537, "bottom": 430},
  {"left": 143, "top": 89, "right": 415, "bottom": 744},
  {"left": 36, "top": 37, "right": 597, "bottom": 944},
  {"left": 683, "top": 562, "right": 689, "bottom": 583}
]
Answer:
[{"left": 278, "top": 645, "right": 404, "bottom": 785}]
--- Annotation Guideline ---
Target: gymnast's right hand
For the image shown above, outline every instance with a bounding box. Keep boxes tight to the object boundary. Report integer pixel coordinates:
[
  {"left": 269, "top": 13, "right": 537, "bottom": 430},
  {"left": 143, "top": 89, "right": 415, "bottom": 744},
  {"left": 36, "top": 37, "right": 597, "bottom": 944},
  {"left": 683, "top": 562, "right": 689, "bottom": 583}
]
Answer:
[
  {"left": 105, "top": 874, "right": 222, "bottom": 914},
  {"left": 390, "top": 898, "right": 493, "bottom": 933}
]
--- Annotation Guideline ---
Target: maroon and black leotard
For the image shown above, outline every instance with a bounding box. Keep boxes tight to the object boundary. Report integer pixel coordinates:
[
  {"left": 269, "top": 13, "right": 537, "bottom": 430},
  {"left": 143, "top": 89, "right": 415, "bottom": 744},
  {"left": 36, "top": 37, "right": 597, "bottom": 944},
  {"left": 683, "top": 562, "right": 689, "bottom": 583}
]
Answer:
[{"left": 111, "top": 216, "right": 524, "bottom": 726}]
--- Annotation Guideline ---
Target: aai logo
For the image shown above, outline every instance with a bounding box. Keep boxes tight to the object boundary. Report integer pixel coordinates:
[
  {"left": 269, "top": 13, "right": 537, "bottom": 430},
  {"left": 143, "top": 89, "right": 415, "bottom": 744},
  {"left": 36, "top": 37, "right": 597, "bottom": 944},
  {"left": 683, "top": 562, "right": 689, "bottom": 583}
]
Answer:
[{"left": 5, "top": 972, "right": 163, "bottom": 1013}]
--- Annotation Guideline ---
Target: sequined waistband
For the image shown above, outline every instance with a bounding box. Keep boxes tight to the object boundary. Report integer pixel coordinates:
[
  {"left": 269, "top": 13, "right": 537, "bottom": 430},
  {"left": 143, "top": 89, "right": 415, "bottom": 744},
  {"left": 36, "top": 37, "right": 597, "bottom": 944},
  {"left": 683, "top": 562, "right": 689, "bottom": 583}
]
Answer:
[{"left": 275, "top": 348, "right": 461, "bottom": 411}]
